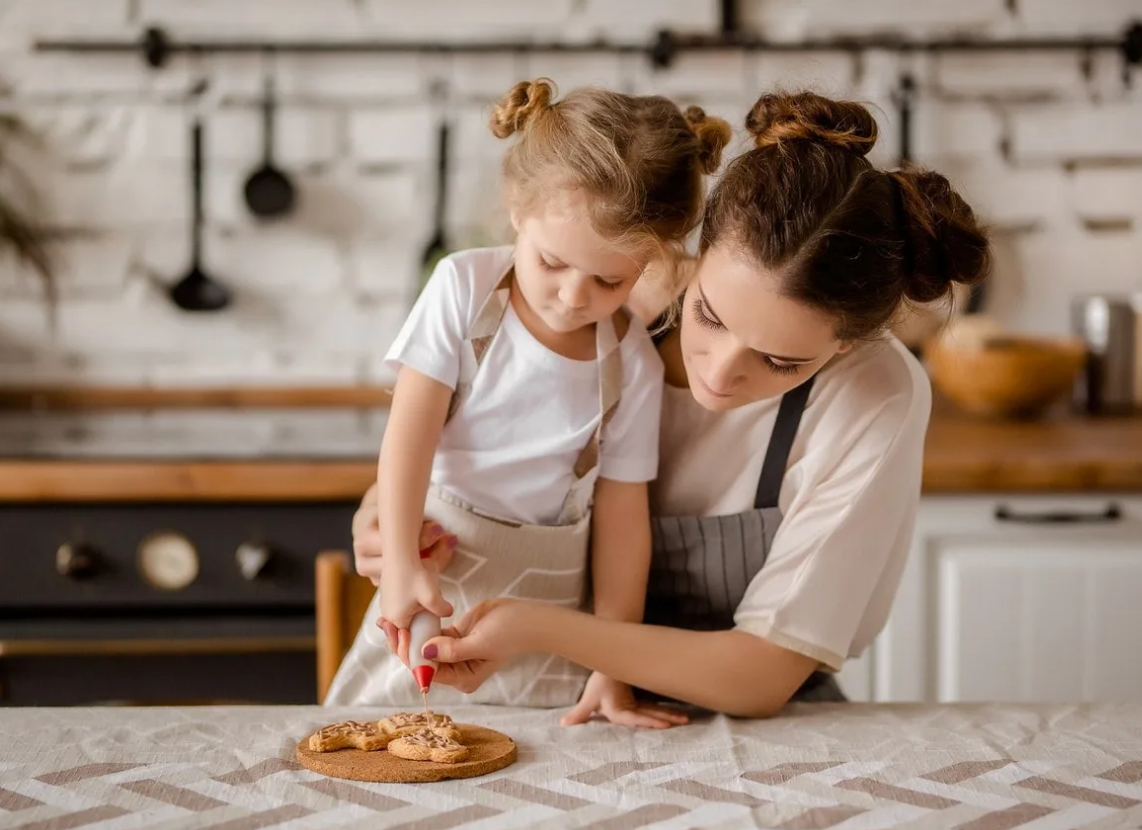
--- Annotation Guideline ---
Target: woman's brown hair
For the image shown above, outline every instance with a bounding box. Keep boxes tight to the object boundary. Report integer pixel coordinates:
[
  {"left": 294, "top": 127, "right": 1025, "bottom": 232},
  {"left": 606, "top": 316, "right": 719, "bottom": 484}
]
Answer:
[
  {"left": 702, "top": 91, "right": 991, "bottom": 341},
  {"left": 490, "top": 78, "right": 732, "bottom": 263}
]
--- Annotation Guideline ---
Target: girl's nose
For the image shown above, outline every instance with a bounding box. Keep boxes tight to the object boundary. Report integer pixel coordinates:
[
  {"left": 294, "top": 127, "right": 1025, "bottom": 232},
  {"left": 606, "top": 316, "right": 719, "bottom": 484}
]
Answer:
[{"left": 559, "top": 276, "right": 590, "bottom": 309}]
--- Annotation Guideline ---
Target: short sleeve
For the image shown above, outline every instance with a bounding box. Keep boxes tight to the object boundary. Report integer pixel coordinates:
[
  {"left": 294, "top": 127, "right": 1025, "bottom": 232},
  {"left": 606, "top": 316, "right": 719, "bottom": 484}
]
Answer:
[
  {"left": 383, "top": 257, "right": 470, "bottom": 389},
  {"left": 732, "top": 376, "right": 931, "bottom": 671},
  {"left": 599, "top": 323, "right": 664, "bottom": 483}
]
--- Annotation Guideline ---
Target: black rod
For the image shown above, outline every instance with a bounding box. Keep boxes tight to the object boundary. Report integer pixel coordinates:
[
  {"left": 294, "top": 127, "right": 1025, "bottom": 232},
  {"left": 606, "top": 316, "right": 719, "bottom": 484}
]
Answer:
[{"left": 33, "top": 32, "right": 1133, "bottom": 57}]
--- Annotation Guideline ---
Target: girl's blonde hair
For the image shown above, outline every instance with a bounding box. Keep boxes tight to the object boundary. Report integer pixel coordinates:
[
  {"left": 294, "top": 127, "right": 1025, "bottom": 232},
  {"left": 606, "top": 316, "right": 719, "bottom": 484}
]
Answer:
[{"left": 489, "top": 78, "right": 731, "bottom": 267}]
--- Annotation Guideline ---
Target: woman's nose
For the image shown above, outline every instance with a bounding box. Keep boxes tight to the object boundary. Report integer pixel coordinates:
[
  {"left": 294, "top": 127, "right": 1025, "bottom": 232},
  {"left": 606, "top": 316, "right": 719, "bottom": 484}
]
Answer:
[{"left": 705, "top": 344, "right": 746, "bottom": 392}]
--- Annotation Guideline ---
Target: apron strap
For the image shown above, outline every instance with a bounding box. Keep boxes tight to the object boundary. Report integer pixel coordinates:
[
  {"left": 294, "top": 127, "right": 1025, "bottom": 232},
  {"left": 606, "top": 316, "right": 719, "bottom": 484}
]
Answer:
[
  {"left": 557, "top": 311, "right": 623, "bottom": 525},
  {"left": 446, "top": 269, "right": 513, "bottom": 422},
  {"left": 753, "top": 375, "right": 815, "bottom": 510}
]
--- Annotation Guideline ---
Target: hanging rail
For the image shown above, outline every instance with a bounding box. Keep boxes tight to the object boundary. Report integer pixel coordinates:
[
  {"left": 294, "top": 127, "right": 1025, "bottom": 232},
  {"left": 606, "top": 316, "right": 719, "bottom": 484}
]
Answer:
[{"left": 32, "top": 21, "right": 1142, "bottom": 71}]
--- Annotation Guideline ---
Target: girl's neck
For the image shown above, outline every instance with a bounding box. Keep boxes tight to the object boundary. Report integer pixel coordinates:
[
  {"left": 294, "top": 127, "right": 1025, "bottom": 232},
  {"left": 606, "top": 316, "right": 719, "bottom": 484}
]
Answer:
[{"left": 658, "top": 327, "right": 689, "bottom": 389}]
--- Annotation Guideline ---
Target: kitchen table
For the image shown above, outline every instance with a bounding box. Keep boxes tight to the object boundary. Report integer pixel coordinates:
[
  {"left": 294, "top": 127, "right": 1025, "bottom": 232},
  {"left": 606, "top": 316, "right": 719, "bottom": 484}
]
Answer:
[{"left": 3, "top": 703, "right": 1142, "bottom": 829}]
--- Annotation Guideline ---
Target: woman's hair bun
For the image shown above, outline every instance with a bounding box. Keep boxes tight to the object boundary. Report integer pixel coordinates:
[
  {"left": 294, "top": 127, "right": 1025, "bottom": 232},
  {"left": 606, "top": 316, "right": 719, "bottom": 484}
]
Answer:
[
  {"left": 683, "top": 105, "right": 733, "bottom": 174},
  {"left": 889, "top": 169, "right": 991, "bottom": 305},
  {"left": 490, "top": 78, "right": 556, "bottom": 139},
  {"left": 746, "top": 91, "right": 877, "bottom": 156}
]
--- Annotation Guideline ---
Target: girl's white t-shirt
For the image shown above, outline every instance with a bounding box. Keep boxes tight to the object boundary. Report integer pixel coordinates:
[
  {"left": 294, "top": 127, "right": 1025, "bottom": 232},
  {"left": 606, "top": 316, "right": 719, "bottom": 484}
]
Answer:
[
  {"left": 652, "top": 336, "right": 931, "bottom": 670},
  {"left": 385, "top": 246, "right": 664, "bottom": 526}
]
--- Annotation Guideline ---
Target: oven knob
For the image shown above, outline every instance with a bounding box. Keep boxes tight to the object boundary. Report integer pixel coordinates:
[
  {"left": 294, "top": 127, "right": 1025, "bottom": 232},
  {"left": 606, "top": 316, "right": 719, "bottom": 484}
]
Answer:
[
  {"left": 236, "top": 541, "right": 273, "bottom": 581},
  {"left": 137, "top": 532, "right": 199, "bottom": 591},
  {"left": 56, "top": 542, "right": 104, "bottom": 580}
]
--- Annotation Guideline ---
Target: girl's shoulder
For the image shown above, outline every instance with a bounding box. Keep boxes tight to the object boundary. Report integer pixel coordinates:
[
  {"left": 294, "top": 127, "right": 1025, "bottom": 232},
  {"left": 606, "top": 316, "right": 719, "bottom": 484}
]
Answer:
[{"left": 433, "top": 246, "right": 514, "bottom": 292}]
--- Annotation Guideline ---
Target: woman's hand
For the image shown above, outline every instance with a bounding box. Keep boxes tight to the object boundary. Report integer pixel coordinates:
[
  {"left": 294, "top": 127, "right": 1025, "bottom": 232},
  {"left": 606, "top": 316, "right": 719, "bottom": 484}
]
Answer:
[
  {"left": 561, "top": 672, "right": 689, "bottom": 729},
  {"left": 399, "top": 599, "right": 533, "bottom": 693},
  {"left": 352, "top": 483, "right": 456, "bottom": 585}
]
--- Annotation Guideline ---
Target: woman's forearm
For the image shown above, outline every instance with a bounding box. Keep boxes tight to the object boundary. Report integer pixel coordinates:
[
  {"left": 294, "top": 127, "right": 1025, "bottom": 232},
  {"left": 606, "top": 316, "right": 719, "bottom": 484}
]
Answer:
[{"left": 518, "top": 604, "right": 817, "bottom": 717}]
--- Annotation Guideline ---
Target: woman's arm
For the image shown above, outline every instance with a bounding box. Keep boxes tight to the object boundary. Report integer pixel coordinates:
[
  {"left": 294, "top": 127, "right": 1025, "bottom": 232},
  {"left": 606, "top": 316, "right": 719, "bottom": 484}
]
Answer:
[
  {"left": 376, "top": 365, "right": 455, "bottom": 627},
  {"left": 428, "top": 601, "right": 818, "bottom": 717}
]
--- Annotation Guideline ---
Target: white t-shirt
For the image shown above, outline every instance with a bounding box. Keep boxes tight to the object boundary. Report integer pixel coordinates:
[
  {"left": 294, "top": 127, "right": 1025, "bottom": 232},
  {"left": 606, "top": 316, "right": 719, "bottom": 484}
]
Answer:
[
  {"left": 652, "top": 336, "right": 931, "bottom": 671},
  {"left": 385, "top": 246, "right": 664, "bottom": 526}
]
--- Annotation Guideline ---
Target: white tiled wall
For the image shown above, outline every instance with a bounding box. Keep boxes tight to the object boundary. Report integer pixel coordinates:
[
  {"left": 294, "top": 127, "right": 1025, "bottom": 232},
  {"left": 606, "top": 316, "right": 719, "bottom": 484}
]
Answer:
[{"left": 0, "top": 0, "right": 1140, "bottom": 386}]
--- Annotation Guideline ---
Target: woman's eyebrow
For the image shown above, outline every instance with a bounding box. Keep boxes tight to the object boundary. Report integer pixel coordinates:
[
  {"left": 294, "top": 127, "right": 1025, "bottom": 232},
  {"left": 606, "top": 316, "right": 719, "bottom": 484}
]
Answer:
[{"left": 698, "top": 284, "right": 817, "bottom": 363}]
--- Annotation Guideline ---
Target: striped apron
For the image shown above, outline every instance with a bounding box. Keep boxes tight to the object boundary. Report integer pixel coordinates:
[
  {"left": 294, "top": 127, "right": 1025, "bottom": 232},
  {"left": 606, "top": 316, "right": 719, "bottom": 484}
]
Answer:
[
  {"left": 645, "top": 375, "right": 846, "bottom": 702},
  {"left": 325, "top": 267, "right": 623, "bottom": 708}
]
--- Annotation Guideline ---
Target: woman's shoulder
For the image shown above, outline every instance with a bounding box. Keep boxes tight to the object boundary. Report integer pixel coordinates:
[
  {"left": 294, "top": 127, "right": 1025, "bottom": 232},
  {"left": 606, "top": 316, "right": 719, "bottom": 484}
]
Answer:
[{"left": 807, "top": 337, "right": 932, "bottom": 445}]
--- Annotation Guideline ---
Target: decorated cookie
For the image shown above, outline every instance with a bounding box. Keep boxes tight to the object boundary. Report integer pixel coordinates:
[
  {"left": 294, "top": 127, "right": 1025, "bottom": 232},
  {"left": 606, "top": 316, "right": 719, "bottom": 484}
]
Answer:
[
  {"left": 379, "top": 711, "right": 459, "bottom": 740},
  {"left": 308, "top": 720, "right": 390, "bottom": 753},
  {"left": 388, "top": 727, "right": 469, "bottom": 764}
]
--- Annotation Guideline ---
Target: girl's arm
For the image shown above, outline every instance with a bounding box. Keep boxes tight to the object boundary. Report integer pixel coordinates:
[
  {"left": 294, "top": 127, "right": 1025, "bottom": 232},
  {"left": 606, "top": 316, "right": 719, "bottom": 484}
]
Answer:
[
  {"left": 428, "top": 601, "right": 818, "bottom": 717},
  {"left": 376, "top": 365, "right": 455, "bottom": 627},
  {"left": 588, "top": 478, "right": 651, "bottom": 624}
]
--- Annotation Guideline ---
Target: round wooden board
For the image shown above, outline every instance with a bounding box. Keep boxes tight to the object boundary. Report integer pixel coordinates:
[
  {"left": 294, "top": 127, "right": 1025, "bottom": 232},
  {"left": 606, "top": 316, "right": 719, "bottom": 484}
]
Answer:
[{"left": 295, "top": 724, "right": 518, "bottom": 783}]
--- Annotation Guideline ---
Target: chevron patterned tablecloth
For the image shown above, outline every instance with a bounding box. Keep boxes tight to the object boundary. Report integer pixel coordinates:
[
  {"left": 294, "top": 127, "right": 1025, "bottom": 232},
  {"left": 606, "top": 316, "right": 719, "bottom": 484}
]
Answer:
[{"left": 2, "top": 703, "right": 1142, "bottom": 829}]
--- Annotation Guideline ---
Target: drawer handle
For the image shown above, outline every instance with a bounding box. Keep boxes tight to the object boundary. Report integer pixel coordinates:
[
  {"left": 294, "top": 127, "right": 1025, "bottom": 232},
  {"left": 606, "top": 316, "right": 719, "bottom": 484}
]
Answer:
[{"left": 994, "top": 504, "right": 1122, "bottom": 524}]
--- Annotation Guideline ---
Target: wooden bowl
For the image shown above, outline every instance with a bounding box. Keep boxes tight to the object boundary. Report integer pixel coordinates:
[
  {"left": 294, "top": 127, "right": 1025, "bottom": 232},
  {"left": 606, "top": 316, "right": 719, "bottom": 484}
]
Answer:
[{"left": 924, "top": 335, "right": 1087, "bottom": 419}]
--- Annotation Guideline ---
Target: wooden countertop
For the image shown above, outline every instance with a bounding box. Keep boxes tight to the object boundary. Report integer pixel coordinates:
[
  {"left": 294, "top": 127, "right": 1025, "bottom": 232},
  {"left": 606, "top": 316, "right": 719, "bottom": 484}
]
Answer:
[{"left": 0, "top": 386, "right": 1139, "bottom": 500}]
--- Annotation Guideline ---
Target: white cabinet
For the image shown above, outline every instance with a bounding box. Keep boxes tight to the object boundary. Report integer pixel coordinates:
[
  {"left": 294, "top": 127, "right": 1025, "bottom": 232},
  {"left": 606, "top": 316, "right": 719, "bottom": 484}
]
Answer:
[{"left": 873, "top": 495, "right": 1142, "bottom": 703}]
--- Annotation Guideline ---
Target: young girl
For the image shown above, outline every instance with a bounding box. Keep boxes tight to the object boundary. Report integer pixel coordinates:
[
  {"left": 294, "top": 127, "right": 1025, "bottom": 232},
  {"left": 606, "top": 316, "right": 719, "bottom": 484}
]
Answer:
[{"left": 324, "top": 79, "right": 730, "bottom": 715}]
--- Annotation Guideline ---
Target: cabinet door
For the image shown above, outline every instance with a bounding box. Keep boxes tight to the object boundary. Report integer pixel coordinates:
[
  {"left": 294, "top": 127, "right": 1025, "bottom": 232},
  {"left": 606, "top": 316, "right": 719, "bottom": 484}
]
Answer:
[{"left": 875, "top": 495, "right": 1142, "bottom": 703}]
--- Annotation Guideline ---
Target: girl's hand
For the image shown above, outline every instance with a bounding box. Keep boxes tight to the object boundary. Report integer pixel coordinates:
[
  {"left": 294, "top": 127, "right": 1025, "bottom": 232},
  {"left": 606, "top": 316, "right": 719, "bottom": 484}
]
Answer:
[
  {"left": 562, "top": 672, "right": 690, "bottom": 730},
  {"left": 378, "top": 559, "right": 453, "bottom": 631},
  {"left": 353, "top": 483, "right": 457, "bottom": 585},
  {"left": 413, "top": 599, "right": 530, "bottom": 693}
]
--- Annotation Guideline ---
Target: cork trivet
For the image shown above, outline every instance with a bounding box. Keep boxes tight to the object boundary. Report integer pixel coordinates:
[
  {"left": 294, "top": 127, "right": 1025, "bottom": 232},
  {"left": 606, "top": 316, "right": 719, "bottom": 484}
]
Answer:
[{"left": 295, "top": 723, "right": 517, "bottom": 783}]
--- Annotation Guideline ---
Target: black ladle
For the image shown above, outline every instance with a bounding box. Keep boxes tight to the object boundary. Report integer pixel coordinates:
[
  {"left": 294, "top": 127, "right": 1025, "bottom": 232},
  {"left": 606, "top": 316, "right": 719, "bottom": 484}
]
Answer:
[
  {"left": 419, "top": 119, "right": 450, "bottom": 286},
  {"left": 170, "top": 116, "right": 231, "bottom": 312},
  {"left": 243, "top": 66, "right": 295, "bottom": 219}
]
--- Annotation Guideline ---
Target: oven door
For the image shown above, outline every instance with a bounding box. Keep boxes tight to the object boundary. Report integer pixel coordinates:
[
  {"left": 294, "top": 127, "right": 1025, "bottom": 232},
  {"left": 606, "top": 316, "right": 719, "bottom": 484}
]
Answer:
[{"left": 0, "top": 615, "right": 317, "bottom": 705}]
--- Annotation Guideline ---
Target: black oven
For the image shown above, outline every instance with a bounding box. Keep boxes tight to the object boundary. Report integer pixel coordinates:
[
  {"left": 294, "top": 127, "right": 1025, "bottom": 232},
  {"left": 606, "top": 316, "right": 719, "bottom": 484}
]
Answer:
[{"left": 0, "top": 501, "right": 357, "bottom": 706}]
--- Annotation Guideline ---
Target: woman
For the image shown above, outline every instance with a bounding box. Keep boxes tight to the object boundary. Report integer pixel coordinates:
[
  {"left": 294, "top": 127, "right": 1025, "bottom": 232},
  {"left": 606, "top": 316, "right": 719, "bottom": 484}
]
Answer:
[{"left": 352, "top": 91, "right": 990, "bottom": 724}]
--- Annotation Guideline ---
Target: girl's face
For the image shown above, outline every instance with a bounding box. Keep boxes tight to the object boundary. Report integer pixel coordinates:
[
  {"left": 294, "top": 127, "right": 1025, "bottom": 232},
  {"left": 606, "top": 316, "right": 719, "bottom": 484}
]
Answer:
[
  {"left": 679, "top": 243, "right": 851, "bottom": 412},
  {"left": 511, "top": 190, "right": 645, "bottom": 335}
]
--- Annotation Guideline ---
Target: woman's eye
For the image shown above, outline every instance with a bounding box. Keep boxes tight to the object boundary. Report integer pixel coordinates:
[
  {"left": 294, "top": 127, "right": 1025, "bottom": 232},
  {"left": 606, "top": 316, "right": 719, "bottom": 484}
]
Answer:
[
  {"left": 539, "top": 257, "right": 561, "bottom": 271},
  {"left": 691, "top": 298, "right": 723, "bottom": 330},
  {"left": 763, "top": 358, "right": 800, "bottom": 376},
  {"left": 595, "top": 277, "right": 622, "bottom": 291}
]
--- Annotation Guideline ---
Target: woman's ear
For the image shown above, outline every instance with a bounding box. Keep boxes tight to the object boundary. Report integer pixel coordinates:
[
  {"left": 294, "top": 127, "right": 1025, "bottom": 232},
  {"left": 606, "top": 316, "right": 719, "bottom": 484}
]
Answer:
[
  {"left": 509, "top": 206, "right": 522, "bottom": 234},
  {"left": 836, "top": 340, "right": 855, "bottom": 355}
]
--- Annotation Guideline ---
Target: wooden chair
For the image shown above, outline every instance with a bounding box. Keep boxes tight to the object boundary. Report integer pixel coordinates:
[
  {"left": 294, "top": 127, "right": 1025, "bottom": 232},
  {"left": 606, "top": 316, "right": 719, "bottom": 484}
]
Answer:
[{"left": 314, "top": 550, "right": 378, "bottom": 704}]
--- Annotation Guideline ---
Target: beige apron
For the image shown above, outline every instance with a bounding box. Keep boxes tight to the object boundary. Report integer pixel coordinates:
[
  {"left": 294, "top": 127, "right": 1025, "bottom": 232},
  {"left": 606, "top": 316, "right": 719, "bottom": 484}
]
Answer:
[{"left": 325, "top": 267, "right": 623, "bottom": 707}]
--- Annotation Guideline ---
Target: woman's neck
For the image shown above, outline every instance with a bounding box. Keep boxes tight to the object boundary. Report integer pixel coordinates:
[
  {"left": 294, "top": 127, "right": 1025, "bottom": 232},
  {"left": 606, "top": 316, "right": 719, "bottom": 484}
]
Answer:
[{"left": 657, "top": 327, "right": 689, "bottom": 389}]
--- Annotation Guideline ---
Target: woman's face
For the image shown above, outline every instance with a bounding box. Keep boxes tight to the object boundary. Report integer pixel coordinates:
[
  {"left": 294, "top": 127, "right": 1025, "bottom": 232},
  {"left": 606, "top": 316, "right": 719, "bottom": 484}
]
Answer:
[{"left": 679, "top": 243, "right": 850, "bottom": 412}]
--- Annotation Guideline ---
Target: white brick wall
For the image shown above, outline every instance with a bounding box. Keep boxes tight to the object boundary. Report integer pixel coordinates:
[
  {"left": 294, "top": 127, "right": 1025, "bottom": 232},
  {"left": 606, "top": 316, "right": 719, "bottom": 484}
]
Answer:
[{"left": 0, "top": 0, "right": 1140, "bottom": 385}]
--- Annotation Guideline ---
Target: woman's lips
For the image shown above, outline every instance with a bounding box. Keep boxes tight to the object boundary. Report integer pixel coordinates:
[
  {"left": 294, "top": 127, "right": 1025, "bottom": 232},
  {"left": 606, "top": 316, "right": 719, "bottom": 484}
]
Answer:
[{"left": 698, "top": 376, "right": 733, "bottom": 398}]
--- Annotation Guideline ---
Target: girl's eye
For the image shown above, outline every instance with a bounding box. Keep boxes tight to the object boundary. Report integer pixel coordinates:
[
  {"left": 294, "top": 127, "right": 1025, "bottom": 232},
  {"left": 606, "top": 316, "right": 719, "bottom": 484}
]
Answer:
[
  {"left": 595, "top": 277, "right": 622, "bottom": 291},
  {"left": 763, "top": 359, "right": 800, "bottom": 376},
  {"left": 691, "top": 297, "right": 722, "bottom": 330},
  {"left": 539, "top": 257, "right": 562, "bottom": 271}
]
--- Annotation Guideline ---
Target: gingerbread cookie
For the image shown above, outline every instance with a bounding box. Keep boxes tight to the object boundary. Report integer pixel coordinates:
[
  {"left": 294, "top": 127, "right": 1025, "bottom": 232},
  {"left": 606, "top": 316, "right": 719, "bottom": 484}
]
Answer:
[
  {"left": 379, "top": 711, "right": 459, "bottom": 741},
  {"left": 388, "top": 727, "right": 469, "bottom": 764},
  {"left": 308, "top": 720, "right": 390, "bottom": 753}
]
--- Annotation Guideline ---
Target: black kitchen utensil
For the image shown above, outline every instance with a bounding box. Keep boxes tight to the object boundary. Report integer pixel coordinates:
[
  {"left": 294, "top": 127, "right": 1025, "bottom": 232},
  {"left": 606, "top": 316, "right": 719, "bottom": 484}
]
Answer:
[
  {"left": 170, "top": 116, "right": 231, "bottom": 312},
  {"left": 243, "top": 64, "right": 295, "bottom": 219},
  {"left": 419, "top": 119, "right": 450, "bottom": 288}
]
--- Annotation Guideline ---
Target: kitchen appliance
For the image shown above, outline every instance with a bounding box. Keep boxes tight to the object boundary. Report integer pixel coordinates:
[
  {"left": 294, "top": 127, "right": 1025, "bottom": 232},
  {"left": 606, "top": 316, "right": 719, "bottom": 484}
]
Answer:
[
  {"left": 1071, "top": 294, "right": 1138, "bottom": 414},
  {"left": 0, "top": 408, "right": 384, "bottom": 706}
]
